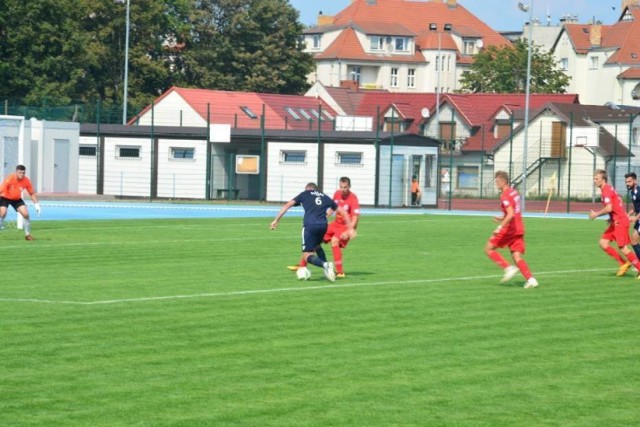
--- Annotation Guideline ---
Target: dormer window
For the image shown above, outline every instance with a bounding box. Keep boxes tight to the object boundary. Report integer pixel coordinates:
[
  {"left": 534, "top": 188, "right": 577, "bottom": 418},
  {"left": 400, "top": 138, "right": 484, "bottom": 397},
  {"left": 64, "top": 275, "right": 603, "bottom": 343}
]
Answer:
[
  {"left": 394, "top": 37, "right": 409, "bottom": 52},
  {"left": 370, "top": 36, "right": 385, "bottom": 51},
  {"left": 463, "top": 39, "right": 476, "bottom": 55}
]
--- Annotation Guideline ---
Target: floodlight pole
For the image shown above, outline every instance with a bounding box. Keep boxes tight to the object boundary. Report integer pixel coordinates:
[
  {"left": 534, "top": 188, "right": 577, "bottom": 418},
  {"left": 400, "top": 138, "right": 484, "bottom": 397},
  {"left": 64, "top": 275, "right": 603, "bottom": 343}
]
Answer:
[
  {"left": 519, "top": 1, "right": 533, "bottom": 213},
  {"left": 122, "top": 0, "right": 130, "bottom": 125}
]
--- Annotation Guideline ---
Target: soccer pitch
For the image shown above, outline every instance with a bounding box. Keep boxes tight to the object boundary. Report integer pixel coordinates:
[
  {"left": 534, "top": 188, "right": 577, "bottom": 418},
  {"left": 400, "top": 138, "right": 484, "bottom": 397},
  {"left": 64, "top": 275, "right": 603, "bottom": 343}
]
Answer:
[{"left": 1, "top": 214, "right": 638, "bottom": 425}]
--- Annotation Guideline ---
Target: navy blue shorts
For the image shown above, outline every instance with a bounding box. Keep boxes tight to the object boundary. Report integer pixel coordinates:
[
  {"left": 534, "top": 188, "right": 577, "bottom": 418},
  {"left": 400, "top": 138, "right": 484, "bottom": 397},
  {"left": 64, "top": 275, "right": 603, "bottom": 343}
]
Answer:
[
  {"left": 301, "top": 223, "right": 327, "bottom": 252},
  {"left": 634, "top": 220, "right": 640, "bottom": 233},
  {"left": 0, "top": 197, "right": 25, "bottom": 211}
]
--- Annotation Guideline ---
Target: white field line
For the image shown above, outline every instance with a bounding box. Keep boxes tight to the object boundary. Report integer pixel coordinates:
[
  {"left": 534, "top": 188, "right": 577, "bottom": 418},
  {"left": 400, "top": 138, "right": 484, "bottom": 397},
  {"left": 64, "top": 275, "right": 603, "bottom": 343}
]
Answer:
[{"left": 0, "top": 268, "right": 612, "bottom": 306}]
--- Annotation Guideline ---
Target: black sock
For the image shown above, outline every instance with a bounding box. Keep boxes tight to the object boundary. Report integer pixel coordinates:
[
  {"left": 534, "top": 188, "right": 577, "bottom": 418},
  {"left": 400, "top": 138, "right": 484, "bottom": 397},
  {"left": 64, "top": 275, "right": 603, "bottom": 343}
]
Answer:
[
  {"left": 633, "top": 244, "right": 640, "bottom": 259},
  {"left": 315, "top": 247, "right": 327, "bottom": 263},
  {"left": 307, "top": 255, "right": 325, "bottom": 268}
]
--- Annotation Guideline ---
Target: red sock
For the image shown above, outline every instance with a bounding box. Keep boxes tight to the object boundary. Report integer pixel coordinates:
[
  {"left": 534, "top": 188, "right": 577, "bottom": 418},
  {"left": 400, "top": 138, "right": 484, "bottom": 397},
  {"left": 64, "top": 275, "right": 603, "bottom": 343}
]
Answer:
[
  {"left": 332, "top": 245, "right": 343, "bottom": 274},
  {"left": 487, "top": 250, "right": 510, "bottom": 269},
  {"left": 516, "top": 259, "right": 533, "bottom": 280},
  {"left": 625, "top": 251, "right": 640, "bottom": 270},
  {"left": 604, "top": 247, "right": 625, "bottom": 265},
  {"left": 299, "top": 255, "right": 307, "bottom": 267}
]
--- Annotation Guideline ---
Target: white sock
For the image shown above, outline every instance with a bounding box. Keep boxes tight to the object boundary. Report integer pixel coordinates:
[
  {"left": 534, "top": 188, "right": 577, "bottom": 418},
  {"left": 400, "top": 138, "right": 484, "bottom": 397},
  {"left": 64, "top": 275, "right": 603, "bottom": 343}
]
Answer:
[{"left": 23, "top": 218, "right": 31, "bottom": 235}]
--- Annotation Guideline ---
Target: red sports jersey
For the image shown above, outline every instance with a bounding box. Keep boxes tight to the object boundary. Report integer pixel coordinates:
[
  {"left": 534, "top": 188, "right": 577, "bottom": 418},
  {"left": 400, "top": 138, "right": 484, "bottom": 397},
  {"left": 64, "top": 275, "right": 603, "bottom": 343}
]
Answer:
[
  {"left": 332, "top": 190, "right": 360, "bottom": 227},
  {"left": 601, "top": 183, "right": 629, "bottom": 225},
  {"left": 500, "top": 186, "right": 524, "bottom": 235}
]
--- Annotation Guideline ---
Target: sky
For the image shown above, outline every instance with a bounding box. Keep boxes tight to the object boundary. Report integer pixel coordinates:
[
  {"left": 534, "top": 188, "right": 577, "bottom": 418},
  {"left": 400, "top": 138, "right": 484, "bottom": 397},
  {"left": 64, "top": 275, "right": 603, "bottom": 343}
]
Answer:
[{"left": 289, "top": 0, "right": 624, "bottom": 32}]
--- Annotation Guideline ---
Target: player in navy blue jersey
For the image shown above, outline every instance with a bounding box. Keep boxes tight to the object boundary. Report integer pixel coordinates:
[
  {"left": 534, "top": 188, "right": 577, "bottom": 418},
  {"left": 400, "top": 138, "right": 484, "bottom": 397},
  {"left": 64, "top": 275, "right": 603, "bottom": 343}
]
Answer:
[
  {"left": 625, "top": 172, "right": 640, "bottom": 260},
  {"left": 270, "top": 182, "right": 356, "bottom": 282}
]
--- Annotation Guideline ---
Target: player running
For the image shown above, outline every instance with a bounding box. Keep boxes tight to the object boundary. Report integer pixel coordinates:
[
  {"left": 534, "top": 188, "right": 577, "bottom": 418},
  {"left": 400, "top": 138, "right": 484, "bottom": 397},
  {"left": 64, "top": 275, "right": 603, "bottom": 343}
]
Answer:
[
  {"left": 271, "top": 183, "right": 355, "bottom": 282},
  {"left": 590, "top": 169, "right": 640, "bottom": 277},
  {"left": 0, "top": 164, "right": 41, "bottom": 240},
  {"left": 624, "top": 172, "right": 640, "bottom": 261},
  {"left": 484, "top": 171, "right": 538, "bottom": 289}
]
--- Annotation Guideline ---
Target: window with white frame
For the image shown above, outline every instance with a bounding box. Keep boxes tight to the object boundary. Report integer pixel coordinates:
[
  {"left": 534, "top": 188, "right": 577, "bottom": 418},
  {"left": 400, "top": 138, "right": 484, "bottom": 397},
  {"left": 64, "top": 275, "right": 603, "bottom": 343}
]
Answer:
[
  {"left": 336, "top": 151, "right": 363, "bottom": 166},
  {"left": 390, "top": 68, "right": 399, "bottom": 87},
  {"left": 370, "top": 36, "right": 384, "bottom": 51},
  {"left": 559, "top": 58, "right": 569, "bottom": 71},
  {"left": 170, "top": 147, "right": 195, "bottom": 160},
  {"left": 407, "top": 68, "right": 416, "bottom": 88},
  {"left": 463, "top": 39, "right": 475, "bottom": 55},
  {"left": 298, "top": 108, "right": 312, "bottom": 121},
  {"left": 349, "top": 66, "right": 361, "bottom": 83},
  {"left": 280, "top": 150, "right": 306, "bottom": 164},
  {"left": 435, "top": 55, "right": 440, "bottom": 72},
  {"left": 117, "top": 146, "right": 141, "bottom": 158},
  {"left": 394, "top": 37, "right": 409, "bottom": 52},
  {"left": 240, "top": 106, "right": 257, "bottom": 119},
  {"left": 590, "top": 56, "right": 599, "bottom": 69},
  {"left": 79, "top": 145, "right": 96, "bottom": 156},
  {"left": 312, "top": 34, "right": 321, "bottom": 49}
]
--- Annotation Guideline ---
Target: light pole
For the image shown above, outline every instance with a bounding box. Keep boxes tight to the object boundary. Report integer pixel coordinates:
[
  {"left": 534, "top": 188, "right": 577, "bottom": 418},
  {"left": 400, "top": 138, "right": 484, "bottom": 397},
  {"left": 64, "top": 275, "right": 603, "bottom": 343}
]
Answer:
[
  {"left": 518, "top": 1, "right": 533, "bottom": 212},
  {"left": 116, "top": 0, "right": 131, "bottom": 125}
]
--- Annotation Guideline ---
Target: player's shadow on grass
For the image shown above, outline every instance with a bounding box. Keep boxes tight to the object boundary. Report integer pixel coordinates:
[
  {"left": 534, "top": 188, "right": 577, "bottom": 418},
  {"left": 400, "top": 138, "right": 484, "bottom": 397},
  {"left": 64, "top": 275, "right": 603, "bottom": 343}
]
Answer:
[{"left": 498, "top": 281, "right": 526, "bottom": 289}]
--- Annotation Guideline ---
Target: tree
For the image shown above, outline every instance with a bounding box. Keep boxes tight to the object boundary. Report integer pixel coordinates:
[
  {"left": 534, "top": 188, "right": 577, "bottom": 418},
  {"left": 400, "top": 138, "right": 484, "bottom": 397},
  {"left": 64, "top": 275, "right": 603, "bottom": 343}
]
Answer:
[
  {"left": 178, "top": 0, "right": 313, "bottom": 94},
  {"left": 459, "top": 39, "right": 570, "bottom": 94}
]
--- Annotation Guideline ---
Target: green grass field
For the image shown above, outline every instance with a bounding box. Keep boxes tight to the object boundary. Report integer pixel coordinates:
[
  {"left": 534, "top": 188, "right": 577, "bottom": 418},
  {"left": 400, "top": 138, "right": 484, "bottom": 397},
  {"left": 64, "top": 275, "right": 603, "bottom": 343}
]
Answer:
[{"left": 1, "top": 213, "right": 638, "bottom": 426}]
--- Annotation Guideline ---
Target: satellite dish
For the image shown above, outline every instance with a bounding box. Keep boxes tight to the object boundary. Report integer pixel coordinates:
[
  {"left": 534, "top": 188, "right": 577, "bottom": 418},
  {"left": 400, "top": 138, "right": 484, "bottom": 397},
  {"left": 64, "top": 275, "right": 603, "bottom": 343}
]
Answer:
[
  {"left": 421, "top": 107, "right": 430, "bottom": 118},
  {"left": 476, "top": 39, "right": 484, "bottom": 49}
]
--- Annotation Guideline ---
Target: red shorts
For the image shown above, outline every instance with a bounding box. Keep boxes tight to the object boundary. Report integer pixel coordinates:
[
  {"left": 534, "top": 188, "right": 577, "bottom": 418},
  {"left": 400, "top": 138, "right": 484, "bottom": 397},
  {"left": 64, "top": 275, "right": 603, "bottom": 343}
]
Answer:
[
  {"left": 323, "top": 222, "right": 350, "bottom": 248},
  {"left": 602, "top": 222, "right": 631, "bottom": 247},
  {"left": 489, "top": 232, "right": 526, "bottom": 253}
]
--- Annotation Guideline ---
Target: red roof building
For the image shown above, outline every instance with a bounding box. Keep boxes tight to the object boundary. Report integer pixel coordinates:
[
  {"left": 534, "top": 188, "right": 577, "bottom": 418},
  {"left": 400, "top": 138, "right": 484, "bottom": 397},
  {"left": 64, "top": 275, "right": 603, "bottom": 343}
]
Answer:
[{"left": 302, "top": 0, "right": 509, "bottom": 93}]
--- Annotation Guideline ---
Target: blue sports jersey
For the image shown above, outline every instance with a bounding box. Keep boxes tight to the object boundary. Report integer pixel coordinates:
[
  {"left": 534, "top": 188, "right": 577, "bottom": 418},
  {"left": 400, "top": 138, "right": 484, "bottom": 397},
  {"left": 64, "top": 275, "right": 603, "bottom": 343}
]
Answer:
[
  {"left": 294, "top": 190, "right": 338, "bottom": 227},
  {"left": 632, "top": 186, "right": 640, "bottom": 214}
]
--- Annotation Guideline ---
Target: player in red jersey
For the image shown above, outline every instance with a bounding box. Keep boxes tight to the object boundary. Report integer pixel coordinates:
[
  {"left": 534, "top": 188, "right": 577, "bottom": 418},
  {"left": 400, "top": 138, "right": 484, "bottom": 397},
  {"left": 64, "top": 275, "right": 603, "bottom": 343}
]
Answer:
[
  {"left": 323, "top": 177, "right": 360, "bottom": 278},
  {"left": 484, "top": 171, "right": 538, "bottom": 288},
  {"left": 287, "top": 177, "right": 360, "bottom": 278},
  {"left": 0, "top": 164, "right": 41, "bottom": 240},
  {"left": 589, "top": 169, "right": 640, "bottom": 277}
]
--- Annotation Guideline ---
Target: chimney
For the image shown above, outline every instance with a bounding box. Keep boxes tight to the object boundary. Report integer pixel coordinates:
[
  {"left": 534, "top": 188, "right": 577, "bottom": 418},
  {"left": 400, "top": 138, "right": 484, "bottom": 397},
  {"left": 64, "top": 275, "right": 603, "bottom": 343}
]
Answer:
[
  {"left": 590, "top": 24, "right": 602, "bottom": 46},
  {"left": 340, "top": 80, "right": 359, "bottom": 91},
  {"left": 447, "top": 0, "right": 457, "bottom": 7},
  {"left": 317, "top": 13, "right": 333, "bottom": 26}
]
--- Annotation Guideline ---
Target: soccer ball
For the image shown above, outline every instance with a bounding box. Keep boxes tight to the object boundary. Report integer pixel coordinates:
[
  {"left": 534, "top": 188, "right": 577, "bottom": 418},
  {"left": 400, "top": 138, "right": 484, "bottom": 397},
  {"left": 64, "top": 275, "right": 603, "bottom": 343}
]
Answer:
[{"left": 296, "top": 267, "right": 311, "bottom": 280}]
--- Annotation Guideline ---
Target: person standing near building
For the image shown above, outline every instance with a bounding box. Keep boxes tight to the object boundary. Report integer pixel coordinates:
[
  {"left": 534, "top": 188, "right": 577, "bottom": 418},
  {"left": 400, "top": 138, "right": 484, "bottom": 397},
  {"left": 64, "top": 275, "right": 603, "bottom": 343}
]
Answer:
[
  {"left": 484, "top": 170, "right": 538, "bottom": 289},
  {"left": 411, "top": 175, "right": 422, "bottom": 206},
  {"left": 624, "top": 172, "right": 640, "bottom": 262},
  {"left": 271, "top": 182, "right": 355, "bottom": 282},
  {"left": 0, "top": 164, "right": 41, "bottom": 240},
  {"left": 590, "top": 169, "right": 640, "bottom": 277}
]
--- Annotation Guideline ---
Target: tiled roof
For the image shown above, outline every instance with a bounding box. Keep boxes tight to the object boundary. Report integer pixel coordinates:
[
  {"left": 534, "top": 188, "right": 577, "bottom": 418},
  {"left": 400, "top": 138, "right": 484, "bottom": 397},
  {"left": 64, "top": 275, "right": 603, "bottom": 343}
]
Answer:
[
  {"left": 618, "top": 67, "right": 640, "bottom": 79},
  {"left": 314, "top": 27, "right": 426, "bottom": 63},
  {"left": 437, "top": 93, "right": 580, "bottom": 152},
  {"left": 354, "top": 22, "right": 416, "bottom": 37},
  {"left": 132, "top": 87, "right": 338, "bottom": 130},
  {"left": 331, "top": 0, "right": 509, "bottom": 48},
  {"left": 355, "top": 92, "right": 438, "bottom": 133},
  {"left": 415, "top": 31, "right": 458, "bottom": 51},
  {"left": 561, "top": 8, "right": 640, "bottom": 66}
]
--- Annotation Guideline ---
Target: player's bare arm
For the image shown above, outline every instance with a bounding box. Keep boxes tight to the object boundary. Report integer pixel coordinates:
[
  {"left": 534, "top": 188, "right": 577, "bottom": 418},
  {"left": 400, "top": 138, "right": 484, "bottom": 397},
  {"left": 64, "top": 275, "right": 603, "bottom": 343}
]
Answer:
[{"left": 589, "top": 203, "right": 612, "bottom": 220}]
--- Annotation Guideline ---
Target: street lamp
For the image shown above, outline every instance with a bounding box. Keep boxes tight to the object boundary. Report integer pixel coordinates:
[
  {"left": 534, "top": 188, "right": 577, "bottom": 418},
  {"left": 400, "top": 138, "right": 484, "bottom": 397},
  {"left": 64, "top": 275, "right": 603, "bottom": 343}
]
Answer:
[
  {"left": 116, "top": 0, "right": 130, "bottom": 125},
  {"left": 518, "top": 1, "right": 533, "bottom": 212},
  {"left": 431, "top": 23, "right": 451, "bottom": 141}
]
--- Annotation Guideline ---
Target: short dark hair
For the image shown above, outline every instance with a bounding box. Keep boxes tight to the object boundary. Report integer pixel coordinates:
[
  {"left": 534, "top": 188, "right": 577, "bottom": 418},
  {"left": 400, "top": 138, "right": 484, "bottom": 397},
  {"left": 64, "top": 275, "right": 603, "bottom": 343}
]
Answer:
[
  {"left": 305, "top": 182, "right": 319, "bottom": 191},
  {"left": 625, "top": 172, "right": 637, "bottom": 180},
  {"left": 339, "top": 176, "right": 351, "bottom": 186},
  {"left": 16, "top": 165, "right": 26, "bottom": 172}
]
